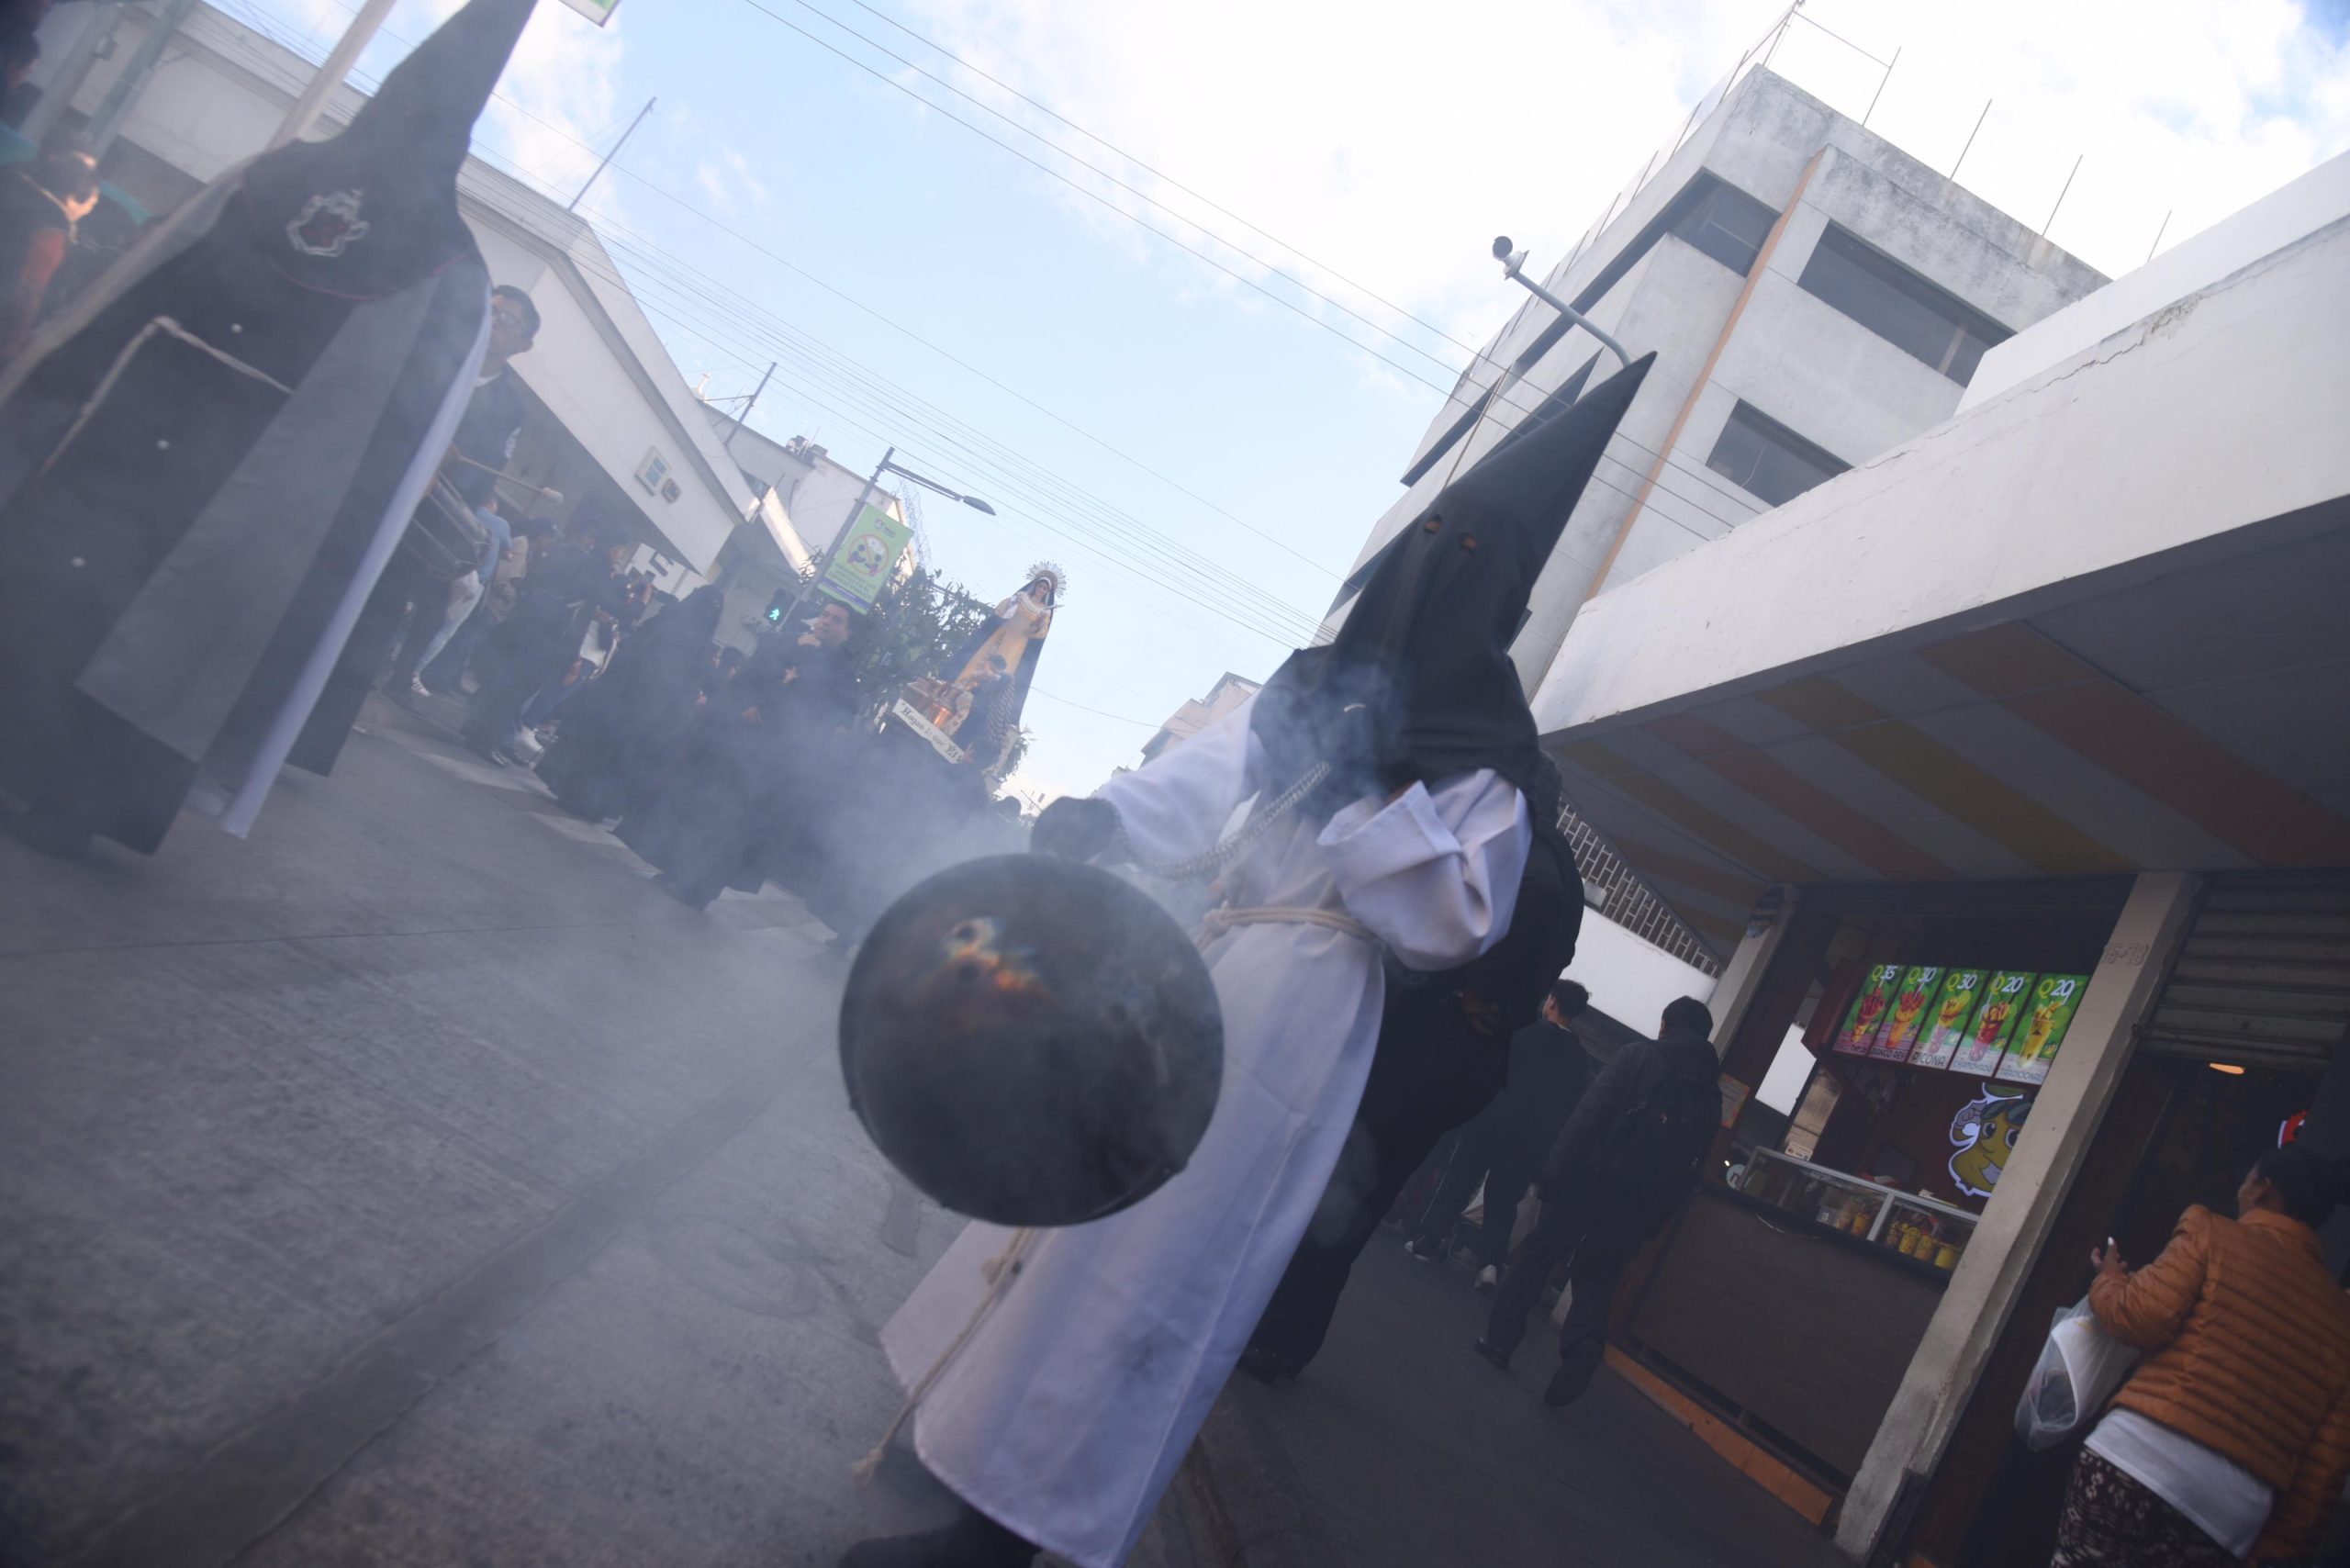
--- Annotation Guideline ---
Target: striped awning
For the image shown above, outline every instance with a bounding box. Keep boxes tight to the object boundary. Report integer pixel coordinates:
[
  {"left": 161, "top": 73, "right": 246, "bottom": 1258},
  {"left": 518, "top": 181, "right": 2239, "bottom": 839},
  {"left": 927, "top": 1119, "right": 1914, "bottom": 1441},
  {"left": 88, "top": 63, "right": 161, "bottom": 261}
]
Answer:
[{"left": 1546, "top": 506, "right": 2350, "bottom": 953}]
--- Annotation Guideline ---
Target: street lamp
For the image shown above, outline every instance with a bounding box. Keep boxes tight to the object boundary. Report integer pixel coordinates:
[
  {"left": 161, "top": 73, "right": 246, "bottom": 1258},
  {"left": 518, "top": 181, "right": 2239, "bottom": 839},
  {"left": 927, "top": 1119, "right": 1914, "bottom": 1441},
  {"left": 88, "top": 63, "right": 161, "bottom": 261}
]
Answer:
[
  {"left": 1490, "top": 235, "right": 1632, "bottom": 370},
  {"left": 784, "top": 445, "right": 994, "bottom": 626}
]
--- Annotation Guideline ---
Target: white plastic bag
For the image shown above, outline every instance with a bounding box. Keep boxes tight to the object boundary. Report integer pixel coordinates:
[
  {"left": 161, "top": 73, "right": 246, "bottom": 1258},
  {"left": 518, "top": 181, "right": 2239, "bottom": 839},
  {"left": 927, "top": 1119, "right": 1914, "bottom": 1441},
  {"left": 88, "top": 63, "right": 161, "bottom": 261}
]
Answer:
[{"left": 2015, "top": 1295, "right": 2141, "bottom": 1450}]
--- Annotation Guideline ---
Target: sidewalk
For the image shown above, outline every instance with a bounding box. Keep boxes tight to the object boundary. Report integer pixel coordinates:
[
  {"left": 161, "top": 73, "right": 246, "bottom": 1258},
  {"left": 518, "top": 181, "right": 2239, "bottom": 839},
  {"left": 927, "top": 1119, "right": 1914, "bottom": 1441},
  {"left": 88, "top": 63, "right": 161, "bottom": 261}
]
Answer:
[{"left": 1196, "top": 1240, "right": 1851, "bottom": 1568}]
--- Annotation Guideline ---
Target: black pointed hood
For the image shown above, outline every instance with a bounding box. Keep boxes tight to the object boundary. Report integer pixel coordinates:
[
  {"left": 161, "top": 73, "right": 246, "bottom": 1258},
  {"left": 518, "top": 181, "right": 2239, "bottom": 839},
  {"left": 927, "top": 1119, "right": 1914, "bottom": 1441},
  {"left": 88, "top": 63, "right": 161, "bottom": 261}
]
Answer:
[
  {"left": 241, "top": 0, "right": 538, "bottom": 298},
  {"left": 1252, "top": 352, "right": 1654, "bottom": 807}
]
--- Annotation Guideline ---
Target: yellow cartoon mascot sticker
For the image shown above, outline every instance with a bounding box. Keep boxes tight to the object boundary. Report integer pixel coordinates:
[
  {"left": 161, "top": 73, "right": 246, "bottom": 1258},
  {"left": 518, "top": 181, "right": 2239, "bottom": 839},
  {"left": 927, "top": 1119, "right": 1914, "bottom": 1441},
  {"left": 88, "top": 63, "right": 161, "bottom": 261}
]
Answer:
[{"left": 1950, "top": 1090, "right": 2031, "bottom": 1200}]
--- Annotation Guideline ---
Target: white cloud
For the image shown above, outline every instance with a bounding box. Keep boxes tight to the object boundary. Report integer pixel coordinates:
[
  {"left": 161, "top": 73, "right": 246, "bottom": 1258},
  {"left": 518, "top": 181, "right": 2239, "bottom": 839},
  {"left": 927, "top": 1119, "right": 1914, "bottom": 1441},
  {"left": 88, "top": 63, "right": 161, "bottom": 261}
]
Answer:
[
  {"left": 371, "top": 0, "right": 632, "bottom": 215},
  {"left": 691, "top": 147, "right": 773, "bottom": 218},
  {"left": 896, "top": 0, "right": 2350, "bottom": 374}
]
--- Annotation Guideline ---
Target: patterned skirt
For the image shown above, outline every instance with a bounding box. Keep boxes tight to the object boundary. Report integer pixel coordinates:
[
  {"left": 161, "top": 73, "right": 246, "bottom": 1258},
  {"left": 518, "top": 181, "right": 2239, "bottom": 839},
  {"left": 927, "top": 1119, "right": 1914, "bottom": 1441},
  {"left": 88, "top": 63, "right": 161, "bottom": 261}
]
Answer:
[{"left": 2050, "top": 1450, "right": 2241, "bottom": 1567}]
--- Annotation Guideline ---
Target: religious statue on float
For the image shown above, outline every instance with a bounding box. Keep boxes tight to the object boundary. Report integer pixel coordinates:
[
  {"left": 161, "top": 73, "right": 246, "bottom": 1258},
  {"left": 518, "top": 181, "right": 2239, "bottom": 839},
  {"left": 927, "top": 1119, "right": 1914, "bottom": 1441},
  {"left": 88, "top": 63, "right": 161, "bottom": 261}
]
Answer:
[{"left": 901, "top": 564, "right": 1062, "bottom": 774}]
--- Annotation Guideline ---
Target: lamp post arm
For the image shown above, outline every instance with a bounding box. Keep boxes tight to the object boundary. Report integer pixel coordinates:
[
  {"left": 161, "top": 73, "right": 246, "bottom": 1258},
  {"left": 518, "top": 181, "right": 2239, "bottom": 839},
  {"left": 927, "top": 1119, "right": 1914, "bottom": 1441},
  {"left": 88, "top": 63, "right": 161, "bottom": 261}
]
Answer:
[{"left": 1503, "top": 263, "right": 1632, "bottom": 370}]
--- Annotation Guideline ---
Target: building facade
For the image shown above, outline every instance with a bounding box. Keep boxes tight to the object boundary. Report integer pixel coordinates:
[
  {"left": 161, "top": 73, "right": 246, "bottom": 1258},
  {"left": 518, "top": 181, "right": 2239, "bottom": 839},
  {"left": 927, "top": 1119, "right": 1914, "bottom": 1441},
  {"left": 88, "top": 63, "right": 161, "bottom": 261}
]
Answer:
[
  {"left": 30, "top": 2, "right": 757, "bottom": 592},
  {"left": 1530, "top": 151, "right": 2350, "bottom": 1564},
  {"left": 1342, "top": 66, "right": 2106, "bottom": 689},
  {"left": 703, "top": 418, "right": 912, "bottom": 654}
]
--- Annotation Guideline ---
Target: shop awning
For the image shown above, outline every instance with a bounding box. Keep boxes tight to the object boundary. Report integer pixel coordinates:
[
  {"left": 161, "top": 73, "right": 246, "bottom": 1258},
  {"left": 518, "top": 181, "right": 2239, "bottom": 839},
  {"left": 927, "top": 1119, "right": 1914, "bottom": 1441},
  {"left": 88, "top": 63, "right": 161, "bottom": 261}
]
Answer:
[{"left": 1532, "top": 198, "right": 2350, "bottom": 954}]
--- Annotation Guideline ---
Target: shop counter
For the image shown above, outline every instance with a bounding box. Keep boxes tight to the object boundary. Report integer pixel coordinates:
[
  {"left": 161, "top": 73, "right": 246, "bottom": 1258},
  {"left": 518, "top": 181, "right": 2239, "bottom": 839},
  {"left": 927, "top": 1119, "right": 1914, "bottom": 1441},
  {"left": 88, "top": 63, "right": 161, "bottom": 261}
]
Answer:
[{"left": 1626, "top": 1182, "right": 1952, "bottom": 1481}]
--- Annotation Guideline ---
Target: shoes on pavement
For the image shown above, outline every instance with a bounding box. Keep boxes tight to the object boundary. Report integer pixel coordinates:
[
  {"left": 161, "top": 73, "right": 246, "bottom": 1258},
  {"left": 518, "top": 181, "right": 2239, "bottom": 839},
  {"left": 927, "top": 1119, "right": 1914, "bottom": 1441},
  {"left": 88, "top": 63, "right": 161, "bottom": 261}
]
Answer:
[
  {"left": 1544, "top": 1361, "right": 1594, "bottom": 1407},
  {"left": 1404, "top": 1238, "right": 1445, "bottom": 1265},
  {"left": 1475, "top": 1265, "right": 1500, "bottom": 1294},
  {"left": 408, "top": 676, "right": 432, "bottom": 699},
  {"left": 1237, "top": 1343, "right": 1295, "bottom": 1385},
  {"left": 1472, "top": 1338, "right": 1512, "bottom": 1372}
]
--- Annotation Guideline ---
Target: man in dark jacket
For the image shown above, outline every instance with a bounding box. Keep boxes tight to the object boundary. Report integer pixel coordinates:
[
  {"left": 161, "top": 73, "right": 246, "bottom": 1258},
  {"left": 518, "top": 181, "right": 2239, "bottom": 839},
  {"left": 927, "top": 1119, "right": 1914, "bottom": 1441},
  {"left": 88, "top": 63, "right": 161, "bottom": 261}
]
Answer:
[
  {"left": 1405, "top": 979, "right": 1592, "bottom": 1282},
  {"left": 1476, "top": 995, "right": 1718, "bottom": 1407}
]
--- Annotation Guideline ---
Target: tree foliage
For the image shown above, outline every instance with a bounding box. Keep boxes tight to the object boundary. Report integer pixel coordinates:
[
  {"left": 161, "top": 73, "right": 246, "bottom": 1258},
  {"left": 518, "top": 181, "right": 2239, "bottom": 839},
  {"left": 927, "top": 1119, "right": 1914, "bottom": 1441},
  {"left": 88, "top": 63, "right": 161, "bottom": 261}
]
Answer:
[{"left": 850, "top": 566, "right": 994, "bottom": 715}]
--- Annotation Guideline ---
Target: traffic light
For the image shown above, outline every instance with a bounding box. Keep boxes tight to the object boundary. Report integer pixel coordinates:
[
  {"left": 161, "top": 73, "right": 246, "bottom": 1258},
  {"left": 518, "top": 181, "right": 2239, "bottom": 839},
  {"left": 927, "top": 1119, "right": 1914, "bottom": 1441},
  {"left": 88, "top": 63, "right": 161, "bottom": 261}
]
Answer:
[{"left": 766, "top": 588, "right": 790, "bottom": 625}]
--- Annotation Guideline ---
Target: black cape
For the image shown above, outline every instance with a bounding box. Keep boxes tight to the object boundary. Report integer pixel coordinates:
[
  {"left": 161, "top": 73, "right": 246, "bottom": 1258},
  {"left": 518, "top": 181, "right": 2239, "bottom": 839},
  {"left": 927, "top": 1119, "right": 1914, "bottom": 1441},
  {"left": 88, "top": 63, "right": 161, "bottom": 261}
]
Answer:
[
  {"left": 537, "top": 585, "right": 724, "bottom": 821},
  {"left": 0, "top": 0, "right": 538, "bottom": 853}
]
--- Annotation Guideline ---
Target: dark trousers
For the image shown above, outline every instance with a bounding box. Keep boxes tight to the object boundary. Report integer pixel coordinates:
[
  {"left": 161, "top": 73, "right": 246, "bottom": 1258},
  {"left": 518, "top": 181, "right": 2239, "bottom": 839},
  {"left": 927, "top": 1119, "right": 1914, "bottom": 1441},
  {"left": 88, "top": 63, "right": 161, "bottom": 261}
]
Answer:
[
  {"left": 1413, "top": 1130, "right": 1536, "bottom": 1269},
  {"left": 1248, "top": 993, "right": 1506, "bottom": 1373},
  {"left": 1480, "top": 1183, "right": 1646, "bottom": 1392}
]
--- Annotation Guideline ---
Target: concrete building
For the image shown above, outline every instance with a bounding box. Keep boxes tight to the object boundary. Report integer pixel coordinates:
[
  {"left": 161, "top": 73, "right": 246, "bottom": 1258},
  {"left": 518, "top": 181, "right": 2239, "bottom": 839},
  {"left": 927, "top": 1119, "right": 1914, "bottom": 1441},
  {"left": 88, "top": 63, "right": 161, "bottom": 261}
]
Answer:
[
  {"left": 702, "top": 416, "right": 912, "bottom": 653},
  {"left": 1339, "top": 66, "right": 2105, "bottom": 691},
  {"left": 1528, "top": 151, "right": 2350, "bottom": 1564},
  {"left": 29, "top": 1, "right": 758, "bottom": 592},
  {"left": 1138, "top": 672, "right": 1260, "bottom": 766}
]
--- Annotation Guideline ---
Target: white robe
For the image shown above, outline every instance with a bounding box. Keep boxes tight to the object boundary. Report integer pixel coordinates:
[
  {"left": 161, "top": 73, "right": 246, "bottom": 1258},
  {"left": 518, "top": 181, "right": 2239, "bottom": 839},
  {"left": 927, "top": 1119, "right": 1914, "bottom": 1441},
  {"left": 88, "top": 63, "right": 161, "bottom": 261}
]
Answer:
[{"left": 878, "top": 696, "right": 1530, "bottom": 1566}]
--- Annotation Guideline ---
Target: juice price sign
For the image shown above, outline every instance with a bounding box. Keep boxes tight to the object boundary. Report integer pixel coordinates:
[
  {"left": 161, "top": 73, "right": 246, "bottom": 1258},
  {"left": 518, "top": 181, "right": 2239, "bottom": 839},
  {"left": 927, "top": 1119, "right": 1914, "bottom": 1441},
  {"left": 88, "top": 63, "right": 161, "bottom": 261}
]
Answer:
[
  {"left": 1832, "top": 963, "right": 1905, "bottom": 1056},
  {"left": 1998, "top": 974, "right": 2091, "bottom": 1085},
  {"left": 1908, "top": 969, "right": 1985, "bottom": 1070},
  {"left": 1950, "top": 971, "right": 2037, "bottom": 1077},
  {"left": 1871, "top": 966, "right": 1945, "bottom": 1061}
]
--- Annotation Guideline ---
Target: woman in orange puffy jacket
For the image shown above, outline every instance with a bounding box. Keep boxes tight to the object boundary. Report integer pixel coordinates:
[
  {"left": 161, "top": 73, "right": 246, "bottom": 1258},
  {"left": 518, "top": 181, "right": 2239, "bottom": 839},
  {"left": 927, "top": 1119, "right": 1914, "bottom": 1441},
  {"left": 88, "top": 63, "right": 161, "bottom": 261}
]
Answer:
[{"left": 2053, "top": 1144, "right": 2350, "bottom": 1566}]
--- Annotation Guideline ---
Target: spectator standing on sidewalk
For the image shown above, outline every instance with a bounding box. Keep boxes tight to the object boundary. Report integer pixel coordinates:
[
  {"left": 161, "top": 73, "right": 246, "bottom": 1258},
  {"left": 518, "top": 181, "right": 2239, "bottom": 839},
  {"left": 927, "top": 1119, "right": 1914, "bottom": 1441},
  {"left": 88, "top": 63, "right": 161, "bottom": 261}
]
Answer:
[
  {"left": 376, "top": 286, "right": 536, "bottom": 696},
  {"left": 1477, "top": 996, "right": 1718, "bottom": 1407},
  {"left": 404, "top": 498, "right": 515, "bottom": 691},
  {"left": 461, "top": 521, "right": 629, "bottom": 763},
  {"left": 292, "top": 284, "right": 540, "bottom": 771},
  {"left": 0, "top": 140, "right": 97, "bottom": 363},
  {"left": 1405, "top": 979, "right": 1592, "bottom": 1287},
  {"left": 2048, "top": 1144, "right": 2350, "bottom": 1567},
  {"left": 426, "top": 514, "right": 549, "bottom": 693}
]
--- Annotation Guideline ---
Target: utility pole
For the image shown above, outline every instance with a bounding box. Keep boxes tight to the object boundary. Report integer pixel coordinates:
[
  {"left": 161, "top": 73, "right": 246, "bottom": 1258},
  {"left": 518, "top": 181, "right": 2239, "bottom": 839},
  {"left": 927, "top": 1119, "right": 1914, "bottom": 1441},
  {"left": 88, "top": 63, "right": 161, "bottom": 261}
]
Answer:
[
  {"left": 783, "top": 447, "right": 890, "bottom": 629},
  {"left": 567, "top": 95, "right": 655, "bottom": 212},
  {"left": 722, "top": 362, "right": 776, "bottom": 453},
  {"left": 267, "top": 0, "right": 399, "bottom": 150},
  {"left": 85, "top": 0, "right": 202, "bottom": 156}
]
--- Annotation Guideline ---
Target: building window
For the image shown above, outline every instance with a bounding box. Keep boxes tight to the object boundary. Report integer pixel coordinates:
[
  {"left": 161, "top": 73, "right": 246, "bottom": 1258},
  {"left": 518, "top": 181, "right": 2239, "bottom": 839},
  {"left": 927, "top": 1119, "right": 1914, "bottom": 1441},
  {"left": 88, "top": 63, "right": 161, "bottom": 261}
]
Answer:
[
  {"left": 1665, "top": 178, "right": 1776, "bottom": 276},
  {"left": 1797, "top": 225, "right": 2013, "bottom": 385},
  {"left": 1704, "top": 401, "right": 1849, "bottom": 508},
  {"left": 1403, "top": 172, "right": 1776, "bottom": 486}
]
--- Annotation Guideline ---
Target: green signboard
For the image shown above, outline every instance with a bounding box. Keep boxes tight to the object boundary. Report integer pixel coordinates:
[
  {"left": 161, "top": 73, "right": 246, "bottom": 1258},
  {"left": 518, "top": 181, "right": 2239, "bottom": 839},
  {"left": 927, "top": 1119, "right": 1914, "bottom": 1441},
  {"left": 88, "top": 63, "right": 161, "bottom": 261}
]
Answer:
[
  {"left": 1831, "top": 963, "right": 1903, "bottom": 1057},
  {"left": 1998, "top": 974, "right": 2091, "bottom": 1085},
  {"left": 1950, "top": 970, "right": 2037, "bottom": 1077},
  {"left": 559, "top": 0, "right": 621, "bottom": 24},
  {"left": 821, "top": 503, "right": 912, "bottom": 614}
]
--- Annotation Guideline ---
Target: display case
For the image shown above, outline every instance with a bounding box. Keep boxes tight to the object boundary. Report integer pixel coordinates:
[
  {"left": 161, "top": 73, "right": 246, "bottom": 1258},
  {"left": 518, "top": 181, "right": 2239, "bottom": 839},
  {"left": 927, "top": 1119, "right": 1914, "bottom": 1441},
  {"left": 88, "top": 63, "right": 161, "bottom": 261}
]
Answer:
[{"left": 1735, "top": 1148, "right": 1975, "bottom": 1271}]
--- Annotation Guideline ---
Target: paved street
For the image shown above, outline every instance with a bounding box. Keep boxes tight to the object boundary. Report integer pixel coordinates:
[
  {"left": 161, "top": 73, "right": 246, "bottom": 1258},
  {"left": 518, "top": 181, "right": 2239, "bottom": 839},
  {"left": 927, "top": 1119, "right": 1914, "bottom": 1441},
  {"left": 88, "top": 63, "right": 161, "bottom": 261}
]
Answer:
[
  {"left": 0, "top": 700, "right": 980, "bottom": 1568},
  {"left": 3, "top": 695, "right": 1841, "bottom": 1568}
]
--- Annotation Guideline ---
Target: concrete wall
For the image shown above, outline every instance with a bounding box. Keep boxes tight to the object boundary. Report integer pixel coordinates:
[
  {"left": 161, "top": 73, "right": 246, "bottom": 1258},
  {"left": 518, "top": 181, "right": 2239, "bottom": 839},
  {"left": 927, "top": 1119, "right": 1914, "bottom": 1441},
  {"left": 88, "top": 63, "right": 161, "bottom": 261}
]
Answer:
[
  {"left": 1964, "top": 150, "right": 2350, "bottom": 412},
  {"left": 1356, "top": 68, "right": 2104, "bottom": 701},
  {"left": 1529, "top": 207, "right": 2350, "bottom": 739}
]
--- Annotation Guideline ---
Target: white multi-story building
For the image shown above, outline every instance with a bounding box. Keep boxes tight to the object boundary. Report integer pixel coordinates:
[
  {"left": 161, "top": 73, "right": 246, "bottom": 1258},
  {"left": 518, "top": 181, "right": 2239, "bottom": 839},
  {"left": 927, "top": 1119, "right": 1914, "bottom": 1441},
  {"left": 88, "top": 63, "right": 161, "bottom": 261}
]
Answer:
[
  {"left": 1337, "top": 65, "right": 2109, "bottom": 968},
  {"left": 1345, "top": 65, "right": 2106, "bottom": 689}
]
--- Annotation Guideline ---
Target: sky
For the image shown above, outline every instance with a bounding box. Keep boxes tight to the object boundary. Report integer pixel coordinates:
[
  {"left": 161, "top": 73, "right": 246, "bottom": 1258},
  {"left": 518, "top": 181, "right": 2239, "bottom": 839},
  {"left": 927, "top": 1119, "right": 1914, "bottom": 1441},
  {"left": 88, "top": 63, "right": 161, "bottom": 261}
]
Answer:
[{"left": 234, "top": 0, "right": 2350, "bottom": 802}]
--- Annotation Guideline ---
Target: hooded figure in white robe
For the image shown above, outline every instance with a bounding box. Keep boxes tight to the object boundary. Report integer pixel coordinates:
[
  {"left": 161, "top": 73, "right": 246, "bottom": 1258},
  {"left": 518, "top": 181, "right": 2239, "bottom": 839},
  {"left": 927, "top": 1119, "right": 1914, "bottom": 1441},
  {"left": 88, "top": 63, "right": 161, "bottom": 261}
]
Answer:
[{"left": 848, "top": 353, "right": 1655, "bottom": 1568}]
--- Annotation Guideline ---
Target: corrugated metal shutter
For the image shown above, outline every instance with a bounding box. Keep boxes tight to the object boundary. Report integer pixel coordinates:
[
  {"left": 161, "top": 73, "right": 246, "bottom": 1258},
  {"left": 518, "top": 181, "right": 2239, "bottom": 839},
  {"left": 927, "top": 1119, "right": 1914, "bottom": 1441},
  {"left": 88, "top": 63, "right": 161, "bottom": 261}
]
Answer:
[{"left": 2141, "top": 873, "right": 2350, "bottom": 1070}]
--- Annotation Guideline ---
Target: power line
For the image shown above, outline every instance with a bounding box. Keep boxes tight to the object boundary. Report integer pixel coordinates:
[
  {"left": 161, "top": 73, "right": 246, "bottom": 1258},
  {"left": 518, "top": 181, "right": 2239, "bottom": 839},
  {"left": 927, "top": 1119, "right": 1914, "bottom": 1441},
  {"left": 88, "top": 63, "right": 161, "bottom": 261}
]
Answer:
[
  {"left": 1029, "top": 687, "right": 1160, "bottom": 728},
  {"left": 229, "top": 0, "right": 1762, "bottom": 592},
  {"left": 234, "top": 0, "right": 1345, "bottom": 584},
  {"left": 204, "top": 3, "right": 1325, "bottom": 653},
  {"left": 742, "top": 0, "right": 1781, "bottom": 528}
]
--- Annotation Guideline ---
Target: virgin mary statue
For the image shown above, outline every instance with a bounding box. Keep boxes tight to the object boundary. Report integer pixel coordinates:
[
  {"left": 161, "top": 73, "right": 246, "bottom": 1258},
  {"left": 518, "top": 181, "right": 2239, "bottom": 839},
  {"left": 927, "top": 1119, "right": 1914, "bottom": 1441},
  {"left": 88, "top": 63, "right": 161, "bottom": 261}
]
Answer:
[{"left": 936, "top": 564, "right": 1060, "bottom": 768}]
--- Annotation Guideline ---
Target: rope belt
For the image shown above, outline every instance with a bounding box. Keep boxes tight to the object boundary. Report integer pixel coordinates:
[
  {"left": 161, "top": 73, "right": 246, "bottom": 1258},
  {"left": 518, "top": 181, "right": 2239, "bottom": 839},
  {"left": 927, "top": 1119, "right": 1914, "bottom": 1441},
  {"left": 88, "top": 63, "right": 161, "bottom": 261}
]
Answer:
[
  {"left": 1196, "top": 903, "right": 1375, "bottom": 948},
  {"left": 854, "top": 1226, "right": 1038, "bottom": 1483}
]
